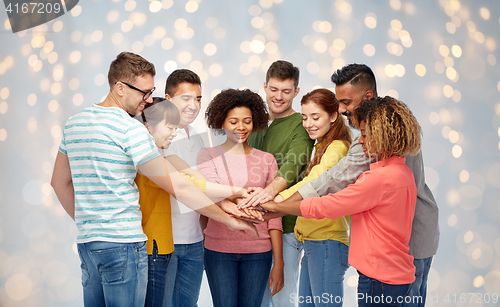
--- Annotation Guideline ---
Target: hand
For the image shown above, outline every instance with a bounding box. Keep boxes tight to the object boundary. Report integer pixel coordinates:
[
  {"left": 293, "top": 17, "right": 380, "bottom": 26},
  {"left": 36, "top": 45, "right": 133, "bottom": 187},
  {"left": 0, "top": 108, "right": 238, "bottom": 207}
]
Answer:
[
  {"left": 268, "top": 263, "right": 284, "bottom": 297},
  {"left": 221, "top": 200, "right": 264, "bottom": 222},
  {"left": 273, "top": 194, "right": 284, "bottom": 203},
  {"left": 242, "top": 208, "right": 264, "bottom": 221},
  {"left": 236, "top": 215, "right": 267, "bottom": 224},
  {"left": 260, "top": 201, "right": 278, "bottom": 213},
  {"left": 225, "top": 217, "right": 259, "bottom": 237},
  {"left": 233, "top": 187, "right": 249, "bottom": 198},
  {"left": 239, "top": 187, "right": 275, "bottom": 209},
  {"left": 238, "top": 187, "right": 263, "bottom": 208}
]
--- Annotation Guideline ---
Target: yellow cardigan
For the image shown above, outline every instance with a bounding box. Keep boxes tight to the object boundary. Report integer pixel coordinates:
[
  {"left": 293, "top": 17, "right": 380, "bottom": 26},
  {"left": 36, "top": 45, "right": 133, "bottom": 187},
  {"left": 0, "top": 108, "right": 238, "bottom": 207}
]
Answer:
[
  {"left": 136, "top": 171, "right": 206, "bottom": 255},
  {"left": 279, "top": 140, "right": 350, "bottom": 245}
]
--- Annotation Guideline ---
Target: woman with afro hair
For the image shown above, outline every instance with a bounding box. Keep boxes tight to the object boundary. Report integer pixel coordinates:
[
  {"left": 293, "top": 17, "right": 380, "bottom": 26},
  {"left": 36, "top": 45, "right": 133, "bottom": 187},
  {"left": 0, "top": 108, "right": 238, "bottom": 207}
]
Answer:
[
  {"left": 135, "top": 98, "right": 260, "bottom": 306},
  {"left": 197, "top": 89, "right": 284, "bottom": 307}
]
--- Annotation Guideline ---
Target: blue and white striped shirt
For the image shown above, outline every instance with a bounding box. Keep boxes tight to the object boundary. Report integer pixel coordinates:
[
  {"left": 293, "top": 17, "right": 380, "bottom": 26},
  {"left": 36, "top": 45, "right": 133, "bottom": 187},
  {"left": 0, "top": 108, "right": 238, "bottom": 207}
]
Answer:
[{"left": 59, "top": 104, "right": 160, "bottom": 243}]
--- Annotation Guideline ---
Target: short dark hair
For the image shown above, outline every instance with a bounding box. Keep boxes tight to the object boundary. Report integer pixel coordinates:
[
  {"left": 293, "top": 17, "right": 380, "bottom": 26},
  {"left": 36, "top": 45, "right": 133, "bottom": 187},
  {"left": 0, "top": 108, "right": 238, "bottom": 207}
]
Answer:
[
  {"left": 108, "top": 52, "right": 155, "bottom": 87},
  {"left": 140, "top": 97, "right": 180, "bottom": 127},
  {"left": 165, "top": 69, "right": 201, "bottom": 96},
  {"left": 205, "top": 89, "right": 269, "bottom": 134},
  {"left": 331, "top": 63, "right": 377, "bottom": 96},
  {"left": 266, "top": 60, "right": 300, "bottom": 89}
]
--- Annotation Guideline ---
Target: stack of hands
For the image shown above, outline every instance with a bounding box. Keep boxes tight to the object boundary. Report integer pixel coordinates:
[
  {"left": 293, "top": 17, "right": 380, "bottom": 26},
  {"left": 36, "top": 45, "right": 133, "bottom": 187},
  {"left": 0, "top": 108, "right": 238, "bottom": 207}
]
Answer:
[{"left": 222, "top": 187, "right": 283, "bottom": 224}]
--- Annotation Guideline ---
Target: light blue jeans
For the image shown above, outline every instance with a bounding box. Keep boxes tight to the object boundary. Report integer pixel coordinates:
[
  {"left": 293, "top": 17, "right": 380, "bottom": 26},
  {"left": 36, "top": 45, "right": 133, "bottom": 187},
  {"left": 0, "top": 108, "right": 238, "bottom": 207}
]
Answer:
[
  {"left": 77, "top": 241, "right": 148, "bottom": 307},
  {"left": 406, "top": 256, "right": 433, "bottom": 307},
  {"left": 163, "top": 241, "right": 204, "bottom": 307},
  {"left": 298, "top": 240, "right": 349, "bottom": 306},
  {"left": 262, "top": 232, "right": 303, "bottom": 307}
]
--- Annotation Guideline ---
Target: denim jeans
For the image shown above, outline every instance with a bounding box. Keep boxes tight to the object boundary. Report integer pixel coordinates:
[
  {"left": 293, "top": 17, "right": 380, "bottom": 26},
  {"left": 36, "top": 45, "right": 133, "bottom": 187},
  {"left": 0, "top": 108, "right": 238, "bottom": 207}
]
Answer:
[
  {"left": 262, "top": 232, "right": 303, "bottom": 307},
  {"left": 357, "top": 273, "right": 412, "bottom": 307},
  {"left": 205, "top": 248, "right": 273, "bottom": 307},
  {"left": 406, "top": 256, "right": 433, "bottom": 307},
  {"left": 298, "top": 240, "right": 349, "bottom": 306},
  {"left": 163, "top": 241, "right": 204, "bottom": 307},
  {"left": 144, "top": 240, "right": 172, "bottom": 307},
  {"left": 77, "top": 241, "right": 148, "bottom": 307}
]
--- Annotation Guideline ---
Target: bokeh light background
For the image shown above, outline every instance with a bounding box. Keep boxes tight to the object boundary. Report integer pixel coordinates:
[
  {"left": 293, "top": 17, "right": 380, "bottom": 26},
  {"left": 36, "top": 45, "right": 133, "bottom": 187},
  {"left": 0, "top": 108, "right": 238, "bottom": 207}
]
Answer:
[{"left": 0, "top": 0, "right": 499, "bottom": 306}]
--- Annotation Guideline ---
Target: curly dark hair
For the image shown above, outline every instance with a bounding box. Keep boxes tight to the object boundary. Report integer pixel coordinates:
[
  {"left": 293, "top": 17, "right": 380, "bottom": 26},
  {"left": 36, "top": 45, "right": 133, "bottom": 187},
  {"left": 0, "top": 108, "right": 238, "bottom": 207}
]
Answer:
[
  {"left": 353, "top": 96, "right": 421, "bottom": 160},
  {"left": 205, "top": 89, "right": 269, "bottom": 134}
]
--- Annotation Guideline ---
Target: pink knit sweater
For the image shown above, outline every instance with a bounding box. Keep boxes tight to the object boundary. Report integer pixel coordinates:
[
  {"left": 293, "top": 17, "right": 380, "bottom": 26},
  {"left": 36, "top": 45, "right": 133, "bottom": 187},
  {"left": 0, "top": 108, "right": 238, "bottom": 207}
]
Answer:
[{"left": 198, "top": 145, "right": 282, "bottom": 253}]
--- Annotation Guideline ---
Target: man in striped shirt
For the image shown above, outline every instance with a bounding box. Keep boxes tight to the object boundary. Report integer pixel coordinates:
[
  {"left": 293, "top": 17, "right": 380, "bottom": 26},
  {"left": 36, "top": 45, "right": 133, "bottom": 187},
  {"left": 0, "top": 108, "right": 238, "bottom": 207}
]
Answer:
[{"left": 51, "top": 52, "right": 257, "bottom": 307}]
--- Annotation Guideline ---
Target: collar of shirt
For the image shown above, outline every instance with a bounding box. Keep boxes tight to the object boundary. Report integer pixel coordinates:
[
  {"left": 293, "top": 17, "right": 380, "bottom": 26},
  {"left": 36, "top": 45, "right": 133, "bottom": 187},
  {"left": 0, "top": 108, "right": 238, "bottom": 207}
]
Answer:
[{"left": 370, "top": 155, "right": 406, "bottom": 170}]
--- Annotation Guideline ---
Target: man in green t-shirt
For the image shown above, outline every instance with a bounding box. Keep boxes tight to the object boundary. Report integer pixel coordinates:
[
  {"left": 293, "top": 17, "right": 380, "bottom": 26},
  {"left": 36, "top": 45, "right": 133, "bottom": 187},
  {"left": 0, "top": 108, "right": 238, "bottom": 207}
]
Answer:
[{"left": 247, "top": 60, "right": 314, "bottom": 307}]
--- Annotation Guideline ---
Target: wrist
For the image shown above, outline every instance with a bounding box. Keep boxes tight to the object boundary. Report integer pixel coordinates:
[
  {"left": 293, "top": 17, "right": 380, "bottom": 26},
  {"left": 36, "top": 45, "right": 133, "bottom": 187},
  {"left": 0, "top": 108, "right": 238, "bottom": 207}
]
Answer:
[
  {"left": 224, "top": 214, "right": 237, "bottom": 225},
  {"left": 268, "top": 183, "right": 279, "bottom": 196},
  {"left": 235, "top": 186, "right": 245, "bottom": 195},
  {"left": 273, "top": 258, "right": 284, "bottom": 267}
]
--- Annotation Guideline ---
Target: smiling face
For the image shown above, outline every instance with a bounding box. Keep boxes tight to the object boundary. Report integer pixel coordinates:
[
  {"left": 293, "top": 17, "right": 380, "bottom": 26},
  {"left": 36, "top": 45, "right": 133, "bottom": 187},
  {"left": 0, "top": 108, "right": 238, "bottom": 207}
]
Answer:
[
  {"left": 264, "top": 77, "right": 299, "bottom": 119},
  {"left": 335, "top": 82, "right": 373, "bottom": 127},
  {"left": 121, "top": 74, "right": 155, "bottom": 116},
  {"left": 222, "top": 107, "right": 253, "bottom": 145},
  {"left": 148, "top": 120, "right": 178, "bottom": 149},
  {"left": 301, "top": 101, "right": 337, "bottom": 142},
  {"left": 166, "top": 82, "right": 202, "bottom": 128}
]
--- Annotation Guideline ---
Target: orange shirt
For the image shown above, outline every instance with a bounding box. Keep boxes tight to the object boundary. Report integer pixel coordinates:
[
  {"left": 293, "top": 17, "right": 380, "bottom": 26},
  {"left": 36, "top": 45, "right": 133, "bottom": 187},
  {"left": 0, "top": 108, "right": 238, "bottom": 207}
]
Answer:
[
  {"left": 136, "top": 166, "right": 206, "bottom": 255},
  {"left": 300, "top": 156, "right": 416, "bottom": 285}
]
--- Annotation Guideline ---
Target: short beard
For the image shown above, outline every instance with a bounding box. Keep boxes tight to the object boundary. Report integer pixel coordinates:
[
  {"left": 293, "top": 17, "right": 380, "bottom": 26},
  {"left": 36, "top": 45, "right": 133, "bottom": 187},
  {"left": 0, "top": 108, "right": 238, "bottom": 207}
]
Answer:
[{"left": 342, "top": 112, "right": 355, "bottom": 128}]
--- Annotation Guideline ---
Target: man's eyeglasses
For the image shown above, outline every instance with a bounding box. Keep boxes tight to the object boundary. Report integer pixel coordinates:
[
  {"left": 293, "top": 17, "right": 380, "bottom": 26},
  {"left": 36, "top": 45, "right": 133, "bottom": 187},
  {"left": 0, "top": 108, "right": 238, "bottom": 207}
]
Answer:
[{"left": 117, "top": 81, "right": 155, "bottom": 101}]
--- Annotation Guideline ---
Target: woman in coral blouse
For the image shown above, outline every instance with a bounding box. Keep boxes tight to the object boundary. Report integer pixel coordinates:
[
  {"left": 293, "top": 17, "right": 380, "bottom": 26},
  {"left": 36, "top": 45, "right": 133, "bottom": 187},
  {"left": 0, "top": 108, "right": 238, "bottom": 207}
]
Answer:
[
  {"left": 261, "top": 96, "right": 422, "bottom": 307},
  {"left": 197, "top": 89, "right": 284, "bottom": 307}
]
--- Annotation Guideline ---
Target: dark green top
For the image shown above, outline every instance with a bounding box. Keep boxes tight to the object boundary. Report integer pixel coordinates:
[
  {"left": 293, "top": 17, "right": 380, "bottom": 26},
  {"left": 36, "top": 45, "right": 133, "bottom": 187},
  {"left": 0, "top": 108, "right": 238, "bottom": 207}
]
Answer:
[{"left": 248, "top": 112, "right": 314, "bottom": 233}]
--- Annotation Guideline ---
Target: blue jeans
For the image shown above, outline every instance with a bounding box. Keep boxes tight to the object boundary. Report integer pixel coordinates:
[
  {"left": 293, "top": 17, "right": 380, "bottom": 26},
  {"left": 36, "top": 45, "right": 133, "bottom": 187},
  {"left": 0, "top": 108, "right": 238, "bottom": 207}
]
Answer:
[
  {"left": 77, "top": 241, "right": 148, "bottom": 307},
  {"left": 205, "top": 248, "right": 273, "bottom": 307},
  {"left": 298, "top": 240, "right": 349, "bottom": 306},
  {"left": 357, "top": 272, "right": 412, "bottom": 307},
  {"left": 406, "top": 256, "right": 433, "bottom": 307},
  {"left": 163, "top": 241, "right": 204, "bottom": 307},
  {"left": 145, "top": 240, "right": 172, "bottom": 307},
  {"left": 262, "top": 232, "right": 303, "bottom": 307}
]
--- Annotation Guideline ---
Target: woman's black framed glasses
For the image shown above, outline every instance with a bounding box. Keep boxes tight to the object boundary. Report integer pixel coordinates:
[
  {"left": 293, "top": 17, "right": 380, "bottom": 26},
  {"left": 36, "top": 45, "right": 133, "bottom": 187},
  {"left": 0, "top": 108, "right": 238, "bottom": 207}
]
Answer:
[{"left": 117, "top": 81, "right": 155, "bottom": 101}]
